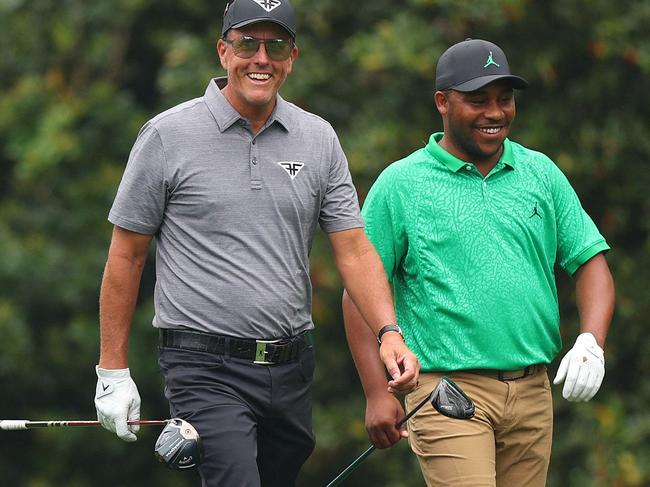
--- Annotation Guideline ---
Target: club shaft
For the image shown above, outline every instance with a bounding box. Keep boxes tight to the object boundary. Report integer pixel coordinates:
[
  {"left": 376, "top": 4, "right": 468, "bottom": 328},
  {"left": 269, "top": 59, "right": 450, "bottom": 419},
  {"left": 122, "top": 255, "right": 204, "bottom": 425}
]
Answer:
[
  {"left": 0, "top": 420, "right": 168, "bottom": 430},
  {"left": 396, "top": 390, "right": 433, "bottom": 428},
  {"left": 325, "top": 445, "right": 375, "bottom": 487},
  {"left": 324, "top": 390, "right": 433, "bottom": 487}
]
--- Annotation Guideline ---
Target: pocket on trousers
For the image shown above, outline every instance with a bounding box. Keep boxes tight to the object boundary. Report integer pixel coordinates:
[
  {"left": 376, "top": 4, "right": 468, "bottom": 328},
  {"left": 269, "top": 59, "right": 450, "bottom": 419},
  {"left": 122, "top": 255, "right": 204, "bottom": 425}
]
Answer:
[
  {"left": 158, "top": 347, "right": 226, "bottom": 381},
  {"left": 299, "top": 347, "right": 315, "bottom": 383}
]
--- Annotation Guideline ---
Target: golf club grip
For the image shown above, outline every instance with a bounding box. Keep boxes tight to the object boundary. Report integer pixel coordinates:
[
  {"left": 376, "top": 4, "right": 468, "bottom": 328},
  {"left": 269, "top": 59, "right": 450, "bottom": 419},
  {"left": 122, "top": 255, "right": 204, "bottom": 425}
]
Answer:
[{"left": 0, "top": 420, "right": 29, "bottom": 430}]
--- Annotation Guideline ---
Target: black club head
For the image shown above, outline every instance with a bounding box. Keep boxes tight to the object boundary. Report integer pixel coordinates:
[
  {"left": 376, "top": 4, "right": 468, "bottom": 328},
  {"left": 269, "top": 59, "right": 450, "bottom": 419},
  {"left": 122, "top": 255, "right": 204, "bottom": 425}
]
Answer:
[{"left": 430, "top": 376, "right": 475, "bottom": 419}]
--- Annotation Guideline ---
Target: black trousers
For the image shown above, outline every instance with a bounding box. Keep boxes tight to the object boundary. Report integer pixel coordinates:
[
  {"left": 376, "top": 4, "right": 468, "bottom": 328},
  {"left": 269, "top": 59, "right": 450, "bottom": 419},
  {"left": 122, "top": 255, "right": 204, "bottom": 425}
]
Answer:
[{"left": 158, "top": 345, "right": 316, "bottom": 487}]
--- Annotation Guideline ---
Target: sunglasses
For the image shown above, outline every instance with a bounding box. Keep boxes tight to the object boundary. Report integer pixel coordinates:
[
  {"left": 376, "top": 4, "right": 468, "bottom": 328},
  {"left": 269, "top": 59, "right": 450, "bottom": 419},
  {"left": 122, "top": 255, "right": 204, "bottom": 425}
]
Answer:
[{"left": 224, "top": 35, "right": 294, "bottom": 61}]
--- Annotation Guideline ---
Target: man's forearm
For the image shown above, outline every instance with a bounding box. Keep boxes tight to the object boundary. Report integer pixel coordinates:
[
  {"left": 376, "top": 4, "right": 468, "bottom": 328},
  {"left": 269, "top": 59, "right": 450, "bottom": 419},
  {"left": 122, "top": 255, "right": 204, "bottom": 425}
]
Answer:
[
  {"left": 342, "top": 291, "right": 391, "bottom": 397},
  {"left": 330, "top": 228, "right": 419, "bottom": 393},
  {"left": 99, "top": 256, "right": 145, "bottom": 368},
  {"left": 98, "top": 227, "right": 152, "bottom": 369},
  {"left": 575, "top": 253, "right": 615, "bottom": 348},
  {"left": 343, "top": 290, "right": 408, "bottom": 448},
  {"left": 330, "top": 230, "right": 396, "bottom": 334}
]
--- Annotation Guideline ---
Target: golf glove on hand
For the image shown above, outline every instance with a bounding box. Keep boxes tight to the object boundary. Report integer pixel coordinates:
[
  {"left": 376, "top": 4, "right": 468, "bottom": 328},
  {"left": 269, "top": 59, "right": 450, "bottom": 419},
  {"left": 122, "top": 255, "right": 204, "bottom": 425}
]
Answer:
[
  {"left": 553, "top": 332, "right": 604, "bottom": 402},
  {"left": 95, "top": 366, "right": 141, "bottom": 442}
]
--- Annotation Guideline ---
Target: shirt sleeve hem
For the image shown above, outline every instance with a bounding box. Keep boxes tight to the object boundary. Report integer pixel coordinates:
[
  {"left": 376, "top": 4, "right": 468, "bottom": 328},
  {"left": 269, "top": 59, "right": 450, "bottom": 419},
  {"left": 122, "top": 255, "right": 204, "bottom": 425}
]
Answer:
[
  {"left": 564, "top": 241, "right": 611, "bottom": 276},
  {"left": 321, "top": 218, "right": 364, "bottom": 233},
  {"left": 108, "top": 213, "right": 158, "bottom": 235}
]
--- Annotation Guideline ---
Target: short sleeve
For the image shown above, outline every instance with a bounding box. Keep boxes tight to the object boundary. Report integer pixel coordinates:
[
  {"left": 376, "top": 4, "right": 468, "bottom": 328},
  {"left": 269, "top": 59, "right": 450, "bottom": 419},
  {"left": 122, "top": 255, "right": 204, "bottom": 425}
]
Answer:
[
  {"left": 318, "top": 129, "right": 363, "bottom": 232},
  {"left": 549, "top": 162, "right": 610, "bottom": 275},
  {"left": 361, "top": 168, "right": 407, "bottom": 282},
  {"left": 108, "top": 122, "right": 168, "bottom": 234}
]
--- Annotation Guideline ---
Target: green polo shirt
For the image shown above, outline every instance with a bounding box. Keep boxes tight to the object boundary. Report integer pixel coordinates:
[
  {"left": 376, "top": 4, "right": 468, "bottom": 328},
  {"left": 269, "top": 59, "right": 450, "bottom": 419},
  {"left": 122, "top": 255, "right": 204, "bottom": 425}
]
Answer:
[{"left": 362, "top": 133, "right": 609, "bottom": 371}]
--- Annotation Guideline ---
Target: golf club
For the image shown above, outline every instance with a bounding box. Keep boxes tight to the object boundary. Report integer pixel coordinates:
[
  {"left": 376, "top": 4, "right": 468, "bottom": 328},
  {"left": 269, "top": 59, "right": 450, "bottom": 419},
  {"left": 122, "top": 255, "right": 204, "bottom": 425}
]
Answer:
[
  {"left": 0, "top": 417, "right": 202, "bottom": 469},
  {"left": 0, "top": 419, "right": 168, "bottom": 429},
  {"left": 325, "top": 376, "right": 475, "bottom": 487}
]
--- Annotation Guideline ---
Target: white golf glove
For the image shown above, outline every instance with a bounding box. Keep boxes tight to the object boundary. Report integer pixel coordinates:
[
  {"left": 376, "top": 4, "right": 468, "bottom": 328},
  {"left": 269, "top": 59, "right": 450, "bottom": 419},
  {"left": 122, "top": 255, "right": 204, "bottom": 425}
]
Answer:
[
  {"left": 553, "top": 332, "right": 605, "bottom": 402},
  {"left": 95, "top": 366, "right": 141, "bottom": 442}
]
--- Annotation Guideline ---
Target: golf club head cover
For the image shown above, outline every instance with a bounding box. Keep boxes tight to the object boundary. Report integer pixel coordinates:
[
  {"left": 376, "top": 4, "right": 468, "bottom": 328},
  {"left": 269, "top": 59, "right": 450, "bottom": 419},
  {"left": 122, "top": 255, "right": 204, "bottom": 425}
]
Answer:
[
  {"left": 155, "top": 418, "right": 202, "bottom": 469},
  {"left": 553, "top": 332, "right": 605, "bottom": 402},
  {"left": 94, "top": 366, "right": 141, "bottom": 442},
  {"left": 431, "top": 376, "right": 475, "bottom": 419}
]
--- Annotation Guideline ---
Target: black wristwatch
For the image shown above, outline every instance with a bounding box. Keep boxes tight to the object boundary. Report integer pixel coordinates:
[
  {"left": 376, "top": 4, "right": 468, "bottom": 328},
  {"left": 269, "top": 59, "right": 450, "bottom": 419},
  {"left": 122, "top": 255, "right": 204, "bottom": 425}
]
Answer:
[{"left": 377, "top": 324, "right": 403, "bottom": 344}]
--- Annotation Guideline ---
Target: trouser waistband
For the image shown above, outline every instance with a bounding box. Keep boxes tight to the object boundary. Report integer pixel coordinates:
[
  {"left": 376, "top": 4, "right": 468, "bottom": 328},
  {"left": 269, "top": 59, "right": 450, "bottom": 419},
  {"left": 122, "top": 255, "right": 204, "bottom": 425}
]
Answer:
[
  {"left": 458, "top": 364, "right": 547, "bottom": 381},
  {"left": 159, "top": 328, "right": 313, "bottom": 365}
]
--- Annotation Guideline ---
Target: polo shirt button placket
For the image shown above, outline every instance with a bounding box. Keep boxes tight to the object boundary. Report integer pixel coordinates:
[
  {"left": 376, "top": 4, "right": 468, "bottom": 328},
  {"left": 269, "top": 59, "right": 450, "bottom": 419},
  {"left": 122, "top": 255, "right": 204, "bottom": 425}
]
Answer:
[{"left": 250, "top": 139, "right": 261, "bottom": 190}]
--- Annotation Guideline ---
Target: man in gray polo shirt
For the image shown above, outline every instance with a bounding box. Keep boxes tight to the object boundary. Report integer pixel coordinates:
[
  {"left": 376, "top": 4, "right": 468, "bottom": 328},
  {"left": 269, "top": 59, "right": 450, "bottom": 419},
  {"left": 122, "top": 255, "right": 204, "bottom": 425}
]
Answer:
[{"left": 93, "top": 1, "right": 419, "bottom": 486}]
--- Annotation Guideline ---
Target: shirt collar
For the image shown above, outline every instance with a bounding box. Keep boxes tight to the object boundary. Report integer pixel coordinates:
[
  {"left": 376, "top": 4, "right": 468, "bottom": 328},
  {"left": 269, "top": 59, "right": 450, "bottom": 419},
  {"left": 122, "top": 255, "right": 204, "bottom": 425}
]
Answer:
[
  {"left": 204, "top": 77, "right": 291, "bottom": 133},
  {"left": 425, "top": 132, "right": 516, "bottom": 172}
]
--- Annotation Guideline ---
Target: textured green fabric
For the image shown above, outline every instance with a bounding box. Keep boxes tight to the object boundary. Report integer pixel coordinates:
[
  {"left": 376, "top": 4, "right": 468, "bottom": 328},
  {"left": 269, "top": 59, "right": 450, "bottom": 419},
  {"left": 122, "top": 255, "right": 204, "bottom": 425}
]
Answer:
[{"left": 362, "top": 133, "right": 610, "bottom": 371}]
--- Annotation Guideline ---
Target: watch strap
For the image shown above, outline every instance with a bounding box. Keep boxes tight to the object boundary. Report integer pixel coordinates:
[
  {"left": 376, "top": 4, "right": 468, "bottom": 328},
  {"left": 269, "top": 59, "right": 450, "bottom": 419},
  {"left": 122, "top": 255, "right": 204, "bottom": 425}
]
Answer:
[{"left": 377, "top": 324, "right": 403, "bottom": 344}]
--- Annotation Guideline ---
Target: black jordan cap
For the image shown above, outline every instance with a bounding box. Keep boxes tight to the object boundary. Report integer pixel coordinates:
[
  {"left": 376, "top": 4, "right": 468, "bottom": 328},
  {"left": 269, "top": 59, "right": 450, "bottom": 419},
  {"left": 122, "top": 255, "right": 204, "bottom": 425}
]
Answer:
[{"left": 435, "top": 39, "right": 528, "bottom": 92}]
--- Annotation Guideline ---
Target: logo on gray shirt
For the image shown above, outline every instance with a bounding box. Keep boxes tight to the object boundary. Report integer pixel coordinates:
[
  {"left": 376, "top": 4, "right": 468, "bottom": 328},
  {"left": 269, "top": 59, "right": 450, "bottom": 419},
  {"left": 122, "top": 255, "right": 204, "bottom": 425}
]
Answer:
[{"left": 278, "top": 161, "right": 304, "bottom": 180}]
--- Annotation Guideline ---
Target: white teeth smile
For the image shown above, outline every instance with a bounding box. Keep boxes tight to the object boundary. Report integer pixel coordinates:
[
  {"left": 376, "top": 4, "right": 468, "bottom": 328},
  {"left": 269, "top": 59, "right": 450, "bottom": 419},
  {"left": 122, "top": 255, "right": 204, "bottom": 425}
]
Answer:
[
  {"left": 479, "top": 127, "right": 501, "bottom": 134},
  {"left": 248, "top": 73, "right": 270, "bottom": 80}
]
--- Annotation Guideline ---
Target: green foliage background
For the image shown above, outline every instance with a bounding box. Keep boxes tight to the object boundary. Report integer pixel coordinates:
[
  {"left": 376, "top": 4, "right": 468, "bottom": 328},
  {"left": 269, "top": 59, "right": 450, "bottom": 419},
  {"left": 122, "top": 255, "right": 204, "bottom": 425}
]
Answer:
[{"left": 1, "top": 0, "right": 649, "bottom": 485}]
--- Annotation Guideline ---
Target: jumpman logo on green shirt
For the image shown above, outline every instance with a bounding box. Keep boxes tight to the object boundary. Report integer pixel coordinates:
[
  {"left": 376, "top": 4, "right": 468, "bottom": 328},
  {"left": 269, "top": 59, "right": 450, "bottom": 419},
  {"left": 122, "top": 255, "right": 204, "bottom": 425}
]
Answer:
[
  {"left": 484, "top": 51, "right": 500, "bottom": 68},
  {"left": 529, "top": 203, "right": 542, "bottom": 219}
]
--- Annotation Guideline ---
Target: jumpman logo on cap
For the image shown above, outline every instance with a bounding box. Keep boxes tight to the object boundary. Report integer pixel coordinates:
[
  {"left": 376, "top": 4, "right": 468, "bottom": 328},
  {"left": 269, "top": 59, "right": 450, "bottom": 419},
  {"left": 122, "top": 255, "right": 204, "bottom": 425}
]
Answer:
[{"left": 484, "top": 51, "right": 500, "bottom": 68}]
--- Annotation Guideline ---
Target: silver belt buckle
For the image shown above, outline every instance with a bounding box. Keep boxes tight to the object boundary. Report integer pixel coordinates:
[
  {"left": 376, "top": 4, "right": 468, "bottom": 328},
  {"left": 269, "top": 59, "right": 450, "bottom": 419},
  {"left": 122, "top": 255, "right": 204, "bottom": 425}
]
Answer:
[{"left": 254, "top": 339, "right": 280, "bottom": 364}]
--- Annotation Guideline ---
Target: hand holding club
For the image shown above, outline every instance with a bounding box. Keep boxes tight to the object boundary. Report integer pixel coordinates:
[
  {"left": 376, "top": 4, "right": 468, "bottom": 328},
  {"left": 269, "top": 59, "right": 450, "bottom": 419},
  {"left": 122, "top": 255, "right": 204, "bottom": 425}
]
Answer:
[
  {"left": 365, "top": 393, "right": 407, "bottom": 449},
  {"left": 94, "top": 366, "right": 141, "bottom": 442},
  {"left": 379, "top": 334, "right": 420, "bottom": 395}
]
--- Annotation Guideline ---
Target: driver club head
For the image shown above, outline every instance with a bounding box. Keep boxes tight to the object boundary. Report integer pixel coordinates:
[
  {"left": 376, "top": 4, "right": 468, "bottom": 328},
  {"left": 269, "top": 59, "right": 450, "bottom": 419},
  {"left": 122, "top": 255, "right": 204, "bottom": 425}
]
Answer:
[
  {"left": 430, "top": 376, "right": 475, "bottom": 419},
  {"left": 154, "top": 418, "right": 202, "bottom": 469}
]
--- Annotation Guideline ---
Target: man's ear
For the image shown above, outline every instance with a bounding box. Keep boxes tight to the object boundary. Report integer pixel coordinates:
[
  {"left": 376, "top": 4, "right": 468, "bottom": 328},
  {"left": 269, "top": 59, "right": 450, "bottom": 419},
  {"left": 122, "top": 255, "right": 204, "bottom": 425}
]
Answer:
[
  {"left": 434, "top": 90, "right": 449, "bottom": 116},
  {"left": 285, "top": 46, "right": 299, "bottom": 75},
  {"left": 216, "top": 38, "right": 228, "bottom": 69}
]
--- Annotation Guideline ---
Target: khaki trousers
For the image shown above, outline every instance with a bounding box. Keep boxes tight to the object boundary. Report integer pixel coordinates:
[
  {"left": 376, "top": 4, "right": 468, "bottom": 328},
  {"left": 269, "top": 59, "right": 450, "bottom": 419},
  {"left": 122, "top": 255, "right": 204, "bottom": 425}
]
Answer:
[{"left": 406, "top": 368, "right": 553, "bottom": 487}]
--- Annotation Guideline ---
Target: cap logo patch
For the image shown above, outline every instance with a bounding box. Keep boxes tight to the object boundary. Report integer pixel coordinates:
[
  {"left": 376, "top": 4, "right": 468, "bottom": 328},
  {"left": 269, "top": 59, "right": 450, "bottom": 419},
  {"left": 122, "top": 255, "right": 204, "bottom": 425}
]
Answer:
[
  {"left": 252, "top": 0, "right": 282, "bottom": 12},
  {"left": 278, "top": 161, "right": 304, "bottom": 179},
  {"left": 483, "top": 51, "right": 500, "bottom": 68}
]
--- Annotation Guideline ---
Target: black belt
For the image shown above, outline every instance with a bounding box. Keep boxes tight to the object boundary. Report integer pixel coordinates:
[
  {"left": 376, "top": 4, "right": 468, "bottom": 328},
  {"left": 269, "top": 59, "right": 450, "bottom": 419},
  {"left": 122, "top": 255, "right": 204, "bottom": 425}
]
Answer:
[
  {"left": 159, "top": 328, "right": 313, "bottom": 365},
  {"left": 461, "top": 364, "right": 546, "bottom": 381}
]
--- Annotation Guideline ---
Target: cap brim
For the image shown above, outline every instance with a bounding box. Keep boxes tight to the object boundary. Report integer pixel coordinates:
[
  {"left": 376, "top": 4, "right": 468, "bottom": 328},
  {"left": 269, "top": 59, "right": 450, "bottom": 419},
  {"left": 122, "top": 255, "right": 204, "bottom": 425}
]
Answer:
[
  {"left": 452, "top": 75, "right": 528, "bottom": 92},
  {"left": 228, "top": 18, "right": 296, "bottom": 39}
]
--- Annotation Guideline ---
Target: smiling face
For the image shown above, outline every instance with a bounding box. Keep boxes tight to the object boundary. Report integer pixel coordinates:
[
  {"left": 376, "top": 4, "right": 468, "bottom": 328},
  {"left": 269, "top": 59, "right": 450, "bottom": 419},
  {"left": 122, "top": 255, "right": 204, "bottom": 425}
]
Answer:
[
  {"left": 435, "top": 79, "right": 516, "bottom": 169},
  {"left": 217, "top": 22, "right": 298, "bottom": 123}
]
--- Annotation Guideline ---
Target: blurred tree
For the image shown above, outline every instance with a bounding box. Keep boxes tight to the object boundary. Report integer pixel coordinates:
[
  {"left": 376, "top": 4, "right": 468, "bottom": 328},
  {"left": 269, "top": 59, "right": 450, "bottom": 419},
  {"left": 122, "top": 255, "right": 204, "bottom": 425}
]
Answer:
[{"left": 1, "top": 0, "right": 648, "bottom": 486}]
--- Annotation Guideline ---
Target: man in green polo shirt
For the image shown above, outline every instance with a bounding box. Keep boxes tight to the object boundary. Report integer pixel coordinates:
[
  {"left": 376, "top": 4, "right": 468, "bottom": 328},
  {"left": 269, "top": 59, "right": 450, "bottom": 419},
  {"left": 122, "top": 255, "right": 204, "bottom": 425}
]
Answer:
[{"left": 343, "top": 39, "right": 615, "bottom": 486}]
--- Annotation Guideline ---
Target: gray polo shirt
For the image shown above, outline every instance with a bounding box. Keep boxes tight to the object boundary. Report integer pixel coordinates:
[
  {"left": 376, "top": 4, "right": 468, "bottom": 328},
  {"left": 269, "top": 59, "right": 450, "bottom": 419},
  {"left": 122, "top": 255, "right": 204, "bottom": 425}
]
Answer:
[{"left": 109, "top": 77, "right": 363, "bottom": 338}]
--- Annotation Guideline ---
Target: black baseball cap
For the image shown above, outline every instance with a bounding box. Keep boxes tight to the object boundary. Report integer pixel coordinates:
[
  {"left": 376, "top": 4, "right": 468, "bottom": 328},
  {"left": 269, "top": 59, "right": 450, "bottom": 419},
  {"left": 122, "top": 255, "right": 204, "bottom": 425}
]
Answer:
[
  {"left": 222, "top": 0, "right": 297, "bottom": 39},
  {"left": 435, "top": 39, "right": 528, "bottom": 92}
]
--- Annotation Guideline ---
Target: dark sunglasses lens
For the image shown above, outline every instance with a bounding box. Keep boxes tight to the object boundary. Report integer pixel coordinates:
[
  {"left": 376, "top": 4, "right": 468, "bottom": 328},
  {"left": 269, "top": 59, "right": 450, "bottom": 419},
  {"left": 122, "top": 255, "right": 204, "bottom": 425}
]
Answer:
[
  {"left": 232, "top": 38, "right": 260, "bottom": 58},
  {"left": 265, "top": 40, "right": 292, "bottom": 60}
]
